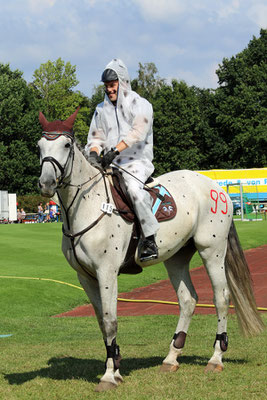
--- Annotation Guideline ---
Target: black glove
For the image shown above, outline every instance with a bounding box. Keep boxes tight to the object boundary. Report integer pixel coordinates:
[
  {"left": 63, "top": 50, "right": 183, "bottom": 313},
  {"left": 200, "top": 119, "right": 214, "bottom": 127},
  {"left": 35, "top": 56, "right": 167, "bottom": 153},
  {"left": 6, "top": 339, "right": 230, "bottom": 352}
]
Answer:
[
  {"left": 101, "top": 148, "right": 120, "bottom": 168},
  {"left": 88, "top": 151, "right": 102, "bottom": 168}
]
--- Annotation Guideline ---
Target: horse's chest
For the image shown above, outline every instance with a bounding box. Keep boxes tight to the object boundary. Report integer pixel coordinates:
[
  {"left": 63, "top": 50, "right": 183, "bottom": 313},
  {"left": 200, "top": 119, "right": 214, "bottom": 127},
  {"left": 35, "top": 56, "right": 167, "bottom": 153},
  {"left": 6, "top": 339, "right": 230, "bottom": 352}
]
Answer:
[{"left": 62, "top": 224, "right": 130, "bottom": 274}]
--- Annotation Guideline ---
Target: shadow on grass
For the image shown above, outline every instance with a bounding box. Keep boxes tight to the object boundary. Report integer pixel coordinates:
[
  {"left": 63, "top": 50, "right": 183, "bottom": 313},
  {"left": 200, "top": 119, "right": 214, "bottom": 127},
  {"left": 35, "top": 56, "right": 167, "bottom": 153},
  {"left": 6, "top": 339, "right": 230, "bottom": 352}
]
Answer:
[{"left": 4, "top": 355, "right": 248, "bottom": 385}]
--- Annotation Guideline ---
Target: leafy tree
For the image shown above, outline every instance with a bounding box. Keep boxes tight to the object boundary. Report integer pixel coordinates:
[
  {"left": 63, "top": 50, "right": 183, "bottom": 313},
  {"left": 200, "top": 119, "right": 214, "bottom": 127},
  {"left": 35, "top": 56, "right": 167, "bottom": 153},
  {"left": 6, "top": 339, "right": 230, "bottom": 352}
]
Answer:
[
  {"left": 131, "top": 62, "right": 165, "bottom": 99},
  {"left": 214, "top": 29, "right": 267, "bottom": 167},
  {"left": 152, "top": 80, "right": 204, "bottom": 175},
  {"left": 193, "top": 87, "right": 229, "bottom": 170},
  {"left": 32, "top": 58, "right": 90, "bottom": 144},
  {"left": 0, "top": 63, "right": 42, "bottom": 194}
]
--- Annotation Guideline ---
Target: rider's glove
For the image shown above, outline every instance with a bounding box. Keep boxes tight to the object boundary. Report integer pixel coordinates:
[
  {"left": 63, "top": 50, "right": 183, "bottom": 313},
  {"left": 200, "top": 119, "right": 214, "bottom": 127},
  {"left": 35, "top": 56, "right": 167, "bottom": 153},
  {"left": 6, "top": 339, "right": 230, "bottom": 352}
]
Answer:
[
  {"left": 101, "top": 148, "right": 120, "bottom": 168},
  {"left": 88, "top": 151, "right": 102, "bottom": 168}
]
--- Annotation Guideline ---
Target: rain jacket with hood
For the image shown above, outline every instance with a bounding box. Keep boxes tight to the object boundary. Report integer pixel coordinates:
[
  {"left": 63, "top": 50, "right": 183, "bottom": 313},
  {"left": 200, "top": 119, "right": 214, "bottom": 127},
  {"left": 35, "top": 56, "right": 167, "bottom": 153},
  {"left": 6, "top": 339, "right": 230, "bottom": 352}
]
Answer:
[{"left": 86, "top": 59, "right": 159, "bottom": 238}]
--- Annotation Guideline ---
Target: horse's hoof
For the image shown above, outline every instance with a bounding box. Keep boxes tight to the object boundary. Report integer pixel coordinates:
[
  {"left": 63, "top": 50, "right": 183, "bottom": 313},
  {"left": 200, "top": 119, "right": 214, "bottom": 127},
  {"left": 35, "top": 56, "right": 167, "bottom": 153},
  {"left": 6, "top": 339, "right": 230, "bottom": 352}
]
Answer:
[
  {"left": 95, "top": 381, "right": 117, "bottom": 392},
  {"left": 115, "top": 375, "right": 123, "bottom": 385},
  {"left": 159, "top": 363, "right": 179, "bottom": 373},
  {"left": 205, "top": 363, "right": 223, "bottom": 373},
  {"left": 114, "top": 369, "right": 123, "bottom": 385},
  {"left": 214, "top": 364, "right": 224, "bottom": 373}
]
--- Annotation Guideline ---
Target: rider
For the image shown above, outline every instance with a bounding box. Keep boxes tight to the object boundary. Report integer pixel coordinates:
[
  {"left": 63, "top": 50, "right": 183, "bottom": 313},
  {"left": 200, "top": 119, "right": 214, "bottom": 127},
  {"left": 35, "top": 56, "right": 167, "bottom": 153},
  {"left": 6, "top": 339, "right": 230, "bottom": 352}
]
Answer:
[{"left": 85, "top": 58, "right": 159, "bottom": 262}]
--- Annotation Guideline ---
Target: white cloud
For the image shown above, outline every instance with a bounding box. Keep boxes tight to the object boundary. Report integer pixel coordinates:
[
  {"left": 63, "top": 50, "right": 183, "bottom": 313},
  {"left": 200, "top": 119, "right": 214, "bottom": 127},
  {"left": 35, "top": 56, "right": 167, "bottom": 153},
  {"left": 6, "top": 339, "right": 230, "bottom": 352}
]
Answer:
[
  {"left": 215, "top": 0, "right": 240, "bottom": 19},
  {"left": 155, "top": 43, "right": 185, "bottom": 58},
  {"left": 247, "top": 3, "right": 267, "bottom": 28},
  {"left": 133, "top": 0, "right": 186, "bottom": 21},
  {"left": 27, "top": 0, "right": 56, "bottom": 13}
]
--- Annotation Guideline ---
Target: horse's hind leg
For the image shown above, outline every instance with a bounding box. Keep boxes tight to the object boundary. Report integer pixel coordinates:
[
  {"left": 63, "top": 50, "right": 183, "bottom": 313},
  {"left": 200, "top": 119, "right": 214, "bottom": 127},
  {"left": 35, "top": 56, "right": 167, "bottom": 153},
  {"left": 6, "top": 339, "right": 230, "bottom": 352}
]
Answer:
[
  {"left": 198, "top": 242, "right": 230, "bottom": 373},
  {"left": 161, "top": 240, "right": 198, "bottom": 372}
]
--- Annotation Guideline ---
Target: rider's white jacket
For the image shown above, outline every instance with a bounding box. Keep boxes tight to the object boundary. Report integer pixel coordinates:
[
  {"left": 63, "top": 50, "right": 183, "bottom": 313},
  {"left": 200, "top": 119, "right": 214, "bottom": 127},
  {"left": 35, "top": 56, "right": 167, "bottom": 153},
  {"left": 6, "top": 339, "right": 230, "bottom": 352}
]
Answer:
[
  {"left": 85, "top": 59, "right": 159, "bottom": 237},
  {"left": 85, "top": 58, "right": 154, "bottom": 178}
]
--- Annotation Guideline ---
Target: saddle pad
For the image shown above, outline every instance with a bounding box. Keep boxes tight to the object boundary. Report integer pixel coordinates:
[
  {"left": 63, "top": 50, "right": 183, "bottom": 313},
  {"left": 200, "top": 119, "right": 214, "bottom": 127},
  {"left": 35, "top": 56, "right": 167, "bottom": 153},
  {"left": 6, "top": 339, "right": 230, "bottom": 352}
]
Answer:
[{"left": 110, "top": 172, "right": 177, "bottom": 223}]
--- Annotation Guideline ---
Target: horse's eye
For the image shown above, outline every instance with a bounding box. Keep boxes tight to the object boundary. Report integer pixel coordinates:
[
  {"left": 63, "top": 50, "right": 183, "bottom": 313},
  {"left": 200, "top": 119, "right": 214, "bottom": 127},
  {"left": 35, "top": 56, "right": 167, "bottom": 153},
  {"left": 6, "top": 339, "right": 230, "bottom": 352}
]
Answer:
[{"left": 65, "top": 143, "right": 71, "bottom": 148}]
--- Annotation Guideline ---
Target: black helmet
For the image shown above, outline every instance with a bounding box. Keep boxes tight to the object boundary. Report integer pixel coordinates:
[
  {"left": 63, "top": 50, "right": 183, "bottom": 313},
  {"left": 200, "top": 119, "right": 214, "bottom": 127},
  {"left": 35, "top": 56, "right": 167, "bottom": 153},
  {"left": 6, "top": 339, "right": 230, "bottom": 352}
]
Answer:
[{"left": 101, "top": 68, "right": 118, "bottom": 82}]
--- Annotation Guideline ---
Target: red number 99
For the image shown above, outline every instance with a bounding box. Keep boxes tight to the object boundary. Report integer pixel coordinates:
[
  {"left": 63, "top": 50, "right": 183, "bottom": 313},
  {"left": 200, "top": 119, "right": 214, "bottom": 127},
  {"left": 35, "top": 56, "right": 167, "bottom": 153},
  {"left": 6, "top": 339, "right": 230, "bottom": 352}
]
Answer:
[
  {"left": 210, "top": 190, "right": 218, "bottom": 214},
  {"left": 219, "top": 192, "right": 228, "bottom": 215}
]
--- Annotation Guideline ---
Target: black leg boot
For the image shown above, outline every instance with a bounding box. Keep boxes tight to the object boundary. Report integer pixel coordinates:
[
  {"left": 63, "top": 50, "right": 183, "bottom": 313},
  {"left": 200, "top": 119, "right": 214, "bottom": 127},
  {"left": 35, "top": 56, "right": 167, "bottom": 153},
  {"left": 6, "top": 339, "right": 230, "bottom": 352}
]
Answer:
[{"left": 139, "top": 235, "right": 158, "bottom": 262}]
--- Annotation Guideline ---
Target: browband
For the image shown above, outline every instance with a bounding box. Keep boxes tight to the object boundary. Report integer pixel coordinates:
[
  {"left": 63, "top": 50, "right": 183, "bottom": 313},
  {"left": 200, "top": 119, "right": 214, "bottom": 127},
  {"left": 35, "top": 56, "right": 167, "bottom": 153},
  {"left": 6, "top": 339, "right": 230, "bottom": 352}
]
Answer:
[{"left": 42, "top": 131, "right": 74, "bottom": 140}]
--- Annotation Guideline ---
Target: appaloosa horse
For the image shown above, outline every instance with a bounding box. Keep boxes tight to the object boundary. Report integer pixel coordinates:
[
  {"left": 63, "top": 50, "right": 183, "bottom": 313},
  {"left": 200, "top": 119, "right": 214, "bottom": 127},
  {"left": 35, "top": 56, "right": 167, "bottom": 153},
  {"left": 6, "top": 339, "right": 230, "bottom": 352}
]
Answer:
[{"left": 38, "top": 109, "right": 264, "bottom": 392}]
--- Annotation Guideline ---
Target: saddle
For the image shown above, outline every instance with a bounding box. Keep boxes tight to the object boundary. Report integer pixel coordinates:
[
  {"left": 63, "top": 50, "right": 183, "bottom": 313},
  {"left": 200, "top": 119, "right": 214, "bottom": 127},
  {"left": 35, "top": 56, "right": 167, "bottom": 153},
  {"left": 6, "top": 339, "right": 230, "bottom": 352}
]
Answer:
[{"left": 109, "top": 169, "right": 177, "bottom": 274}]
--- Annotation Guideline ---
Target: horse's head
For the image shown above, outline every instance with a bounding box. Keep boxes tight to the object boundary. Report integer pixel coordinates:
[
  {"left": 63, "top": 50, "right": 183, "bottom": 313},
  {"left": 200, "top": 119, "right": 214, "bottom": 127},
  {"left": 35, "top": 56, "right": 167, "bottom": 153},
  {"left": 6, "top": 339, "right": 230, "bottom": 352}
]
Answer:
[{"left": 38, "top": 107, "right": 80, "bottom": 197}]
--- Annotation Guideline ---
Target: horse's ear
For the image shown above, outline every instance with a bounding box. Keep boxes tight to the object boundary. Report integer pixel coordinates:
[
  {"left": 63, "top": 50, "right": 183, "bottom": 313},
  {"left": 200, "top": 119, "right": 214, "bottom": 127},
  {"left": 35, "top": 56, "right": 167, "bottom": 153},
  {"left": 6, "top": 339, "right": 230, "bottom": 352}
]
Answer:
[
  {"left": 39, "top": 111, "right": 48, "bottom": 129},
  {"left": 64, "top": 106, "right": 80, "bottom": 131}
]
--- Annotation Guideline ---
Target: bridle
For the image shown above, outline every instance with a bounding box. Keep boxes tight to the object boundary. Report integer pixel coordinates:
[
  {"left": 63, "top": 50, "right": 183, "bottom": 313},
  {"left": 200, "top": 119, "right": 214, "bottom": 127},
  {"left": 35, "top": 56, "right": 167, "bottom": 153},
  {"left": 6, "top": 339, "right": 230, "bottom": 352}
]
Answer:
[
  {"left": 40, "top": 131, "right": 75, "bottom": 188},
  {"left": 39, "top": 131, "right": 110, "bottom": 280}
]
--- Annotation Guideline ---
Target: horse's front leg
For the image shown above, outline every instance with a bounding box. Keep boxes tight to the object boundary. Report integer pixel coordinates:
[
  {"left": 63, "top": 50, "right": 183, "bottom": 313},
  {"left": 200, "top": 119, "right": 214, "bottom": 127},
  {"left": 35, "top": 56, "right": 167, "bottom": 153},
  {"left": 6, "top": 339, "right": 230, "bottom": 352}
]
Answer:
[{"left": 78, "top": 270, "right": 122, "bottom": 392}]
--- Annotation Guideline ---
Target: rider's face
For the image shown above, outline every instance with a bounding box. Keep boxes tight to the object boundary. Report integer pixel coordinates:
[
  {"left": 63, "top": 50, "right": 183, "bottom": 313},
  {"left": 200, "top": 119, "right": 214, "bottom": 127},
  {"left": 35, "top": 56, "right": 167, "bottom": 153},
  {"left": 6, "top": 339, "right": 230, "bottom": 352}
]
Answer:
[{"left": 104, "top": 80, "right": 119, "bottom": 103}]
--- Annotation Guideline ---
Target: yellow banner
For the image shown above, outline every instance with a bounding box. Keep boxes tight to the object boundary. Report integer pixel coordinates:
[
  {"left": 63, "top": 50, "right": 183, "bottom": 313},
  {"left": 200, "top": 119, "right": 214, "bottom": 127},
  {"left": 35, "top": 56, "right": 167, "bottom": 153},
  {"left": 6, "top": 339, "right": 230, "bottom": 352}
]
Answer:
[{"left": 196, "top": 168, "right": 267, "bottom": 195}]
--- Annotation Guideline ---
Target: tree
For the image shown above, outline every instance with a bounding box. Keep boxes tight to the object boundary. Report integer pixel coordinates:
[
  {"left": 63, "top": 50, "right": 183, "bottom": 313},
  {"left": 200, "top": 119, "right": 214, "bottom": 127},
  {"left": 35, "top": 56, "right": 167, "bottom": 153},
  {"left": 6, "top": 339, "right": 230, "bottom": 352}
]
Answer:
[
  {"left": 152, "top": 80, "right": 205, "bottom": 175},
  {"left": 214, "top": 29, "right": 267, "bottom": 167},
  {"left": 32, "top": 58, "right": 90, "bottom": 145},
  {"left": 0, "top": 63, "right": 42, "bottom": 194},
  {"left": 131, "top": 62, "right": 165, "bottom": 100}
]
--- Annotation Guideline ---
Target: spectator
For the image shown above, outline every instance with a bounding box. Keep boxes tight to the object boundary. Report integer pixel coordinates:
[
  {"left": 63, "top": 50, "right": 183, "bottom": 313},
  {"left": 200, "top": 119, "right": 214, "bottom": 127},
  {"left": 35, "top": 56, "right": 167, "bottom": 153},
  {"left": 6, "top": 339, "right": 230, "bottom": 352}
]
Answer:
[
  {"left": 38, "top": 202, "right": 44, "bottom": 223},
  {"left": 44, "top": 202, "right": 50, "bottom": 222},
  {"left": 17, "top": 209, "right": 22, "bottom": 223},
  {"left": 21, "top": 208, "right": 26, "bottom": 222}
]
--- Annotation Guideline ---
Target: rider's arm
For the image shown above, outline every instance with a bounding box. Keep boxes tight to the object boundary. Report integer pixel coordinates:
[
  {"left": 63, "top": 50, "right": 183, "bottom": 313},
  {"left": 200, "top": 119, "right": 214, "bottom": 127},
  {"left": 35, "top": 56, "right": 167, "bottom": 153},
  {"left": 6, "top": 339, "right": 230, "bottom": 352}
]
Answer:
[{"left": 123, "top": 97, "right": 153, "bottom": 148}]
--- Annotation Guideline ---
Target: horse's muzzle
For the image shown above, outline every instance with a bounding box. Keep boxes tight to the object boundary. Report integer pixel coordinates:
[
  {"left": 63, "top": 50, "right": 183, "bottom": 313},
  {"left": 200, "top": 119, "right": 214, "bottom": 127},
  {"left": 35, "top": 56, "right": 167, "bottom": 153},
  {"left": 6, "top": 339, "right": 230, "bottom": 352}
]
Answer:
[{"left": 38, "top": 177, "right": 57, "bottom": 197}]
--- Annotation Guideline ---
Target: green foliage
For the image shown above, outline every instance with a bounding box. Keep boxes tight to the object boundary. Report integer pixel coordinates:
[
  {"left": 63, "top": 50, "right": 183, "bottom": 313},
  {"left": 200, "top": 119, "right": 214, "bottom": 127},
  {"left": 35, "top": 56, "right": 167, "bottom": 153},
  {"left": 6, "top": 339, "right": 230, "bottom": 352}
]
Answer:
[
  {"left": 214, "top": 29, "right": 267, "bottom": 168},
  {"left": 131, "top": 62, "right": 165, "bottom": 98},
  {"left": 17, "top": 194, "right": 51, "bottom": 213},
  {"left": 152, "top": 80, "right": 204, "bottom": 175},
  {"left": 0, "top": 63, "right": 42, "bottom": 194},
  {"left": 32, "top": 58, "right": 90, "bottom": 146}
]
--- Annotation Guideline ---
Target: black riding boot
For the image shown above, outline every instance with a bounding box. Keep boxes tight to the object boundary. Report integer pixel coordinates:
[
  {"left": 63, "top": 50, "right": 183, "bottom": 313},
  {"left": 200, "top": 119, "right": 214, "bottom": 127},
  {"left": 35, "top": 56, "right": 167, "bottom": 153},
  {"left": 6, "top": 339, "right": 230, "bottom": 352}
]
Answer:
[{"left": 139, "top": 235, "right": 158, "bottom": 262}]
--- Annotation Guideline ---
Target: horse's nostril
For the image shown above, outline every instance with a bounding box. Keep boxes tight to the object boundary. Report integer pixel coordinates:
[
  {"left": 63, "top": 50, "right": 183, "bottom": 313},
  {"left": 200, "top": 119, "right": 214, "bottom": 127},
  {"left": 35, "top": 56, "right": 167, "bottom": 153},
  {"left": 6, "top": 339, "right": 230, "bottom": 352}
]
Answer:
[{"left": 38, "top": 181, "right": 42, "bottom": 189}]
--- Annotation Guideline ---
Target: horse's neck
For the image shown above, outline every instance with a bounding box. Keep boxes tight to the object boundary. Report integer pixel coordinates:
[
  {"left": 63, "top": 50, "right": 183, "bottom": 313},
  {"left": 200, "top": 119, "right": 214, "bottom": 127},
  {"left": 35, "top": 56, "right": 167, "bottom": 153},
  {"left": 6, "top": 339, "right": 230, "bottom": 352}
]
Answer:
[{"left": 57, "top": 144, "right": 106, "bottom": 223}]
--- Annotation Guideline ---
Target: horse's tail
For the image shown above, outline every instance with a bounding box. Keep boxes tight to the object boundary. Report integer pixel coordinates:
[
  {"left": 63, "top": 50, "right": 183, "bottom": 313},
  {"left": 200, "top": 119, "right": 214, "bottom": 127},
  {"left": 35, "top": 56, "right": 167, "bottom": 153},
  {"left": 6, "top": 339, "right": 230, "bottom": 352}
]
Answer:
[{"left": 225, "top": 221, "right": 265, "bottom": 337}]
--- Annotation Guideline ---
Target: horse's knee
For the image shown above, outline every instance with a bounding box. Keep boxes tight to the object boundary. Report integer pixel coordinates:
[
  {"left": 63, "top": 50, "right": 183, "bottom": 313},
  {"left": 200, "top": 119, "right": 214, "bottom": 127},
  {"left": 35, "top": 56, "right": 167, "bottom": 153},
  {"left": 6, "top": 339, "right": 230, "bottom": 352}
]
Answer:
[
  {"left": 179, "top": 296, "right": 197, "bottom": 316},
  {"left": 103, "top": 318, "right": 118, "bottom": 339}
]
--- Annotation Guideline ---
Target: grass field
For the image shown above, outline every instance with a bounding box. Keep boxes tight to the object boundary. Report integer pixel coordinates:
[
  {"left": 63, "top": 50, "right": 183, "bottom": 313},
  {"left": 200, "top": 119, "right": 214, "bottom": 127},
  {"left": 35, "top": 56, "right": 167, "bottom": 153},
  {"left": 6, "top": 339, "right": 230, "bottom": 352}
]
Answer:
[{"left": 0, "top": 220, "right": 266, "bottom": 399}]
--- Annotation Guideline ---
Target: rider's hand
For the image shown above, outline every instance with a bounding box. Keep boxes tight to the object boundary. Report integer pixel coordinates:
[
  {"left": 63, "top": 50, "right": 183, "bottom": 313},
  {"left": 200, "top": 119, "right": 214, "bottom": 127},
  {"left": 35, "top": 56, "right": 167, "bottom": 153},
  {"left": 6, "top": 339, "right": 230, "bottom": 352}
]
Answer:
[
  {"left": 88, "top": 151, "right": 102, "bottom": 168},
  {"left": 101, "top": 148, "right": 120, "bottom": 168}
]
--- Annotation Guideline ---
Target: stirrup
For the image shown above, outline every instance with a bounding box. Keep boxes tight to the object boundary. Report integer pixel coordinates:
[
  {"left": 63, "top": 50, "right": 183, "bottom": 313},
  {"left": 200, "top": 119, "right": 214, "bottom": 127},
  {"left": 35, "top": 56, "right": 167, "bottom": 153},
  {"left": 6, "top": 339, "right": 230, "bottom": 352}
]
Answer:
[{"left": 139, "top": 238, "right": 158, "bottom": 262}]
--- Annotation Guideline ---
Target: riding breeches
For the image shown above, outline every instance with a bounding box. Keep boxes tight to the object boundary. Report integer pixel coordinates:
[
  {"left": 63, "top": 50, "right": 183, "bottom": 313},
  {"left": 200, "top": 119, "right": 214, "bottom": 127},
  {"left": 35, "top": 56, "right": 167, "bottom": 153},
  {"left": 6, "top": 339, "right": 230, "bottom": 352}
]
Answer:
[{"left": 121, "top": 166, "right": 159, "bottom": 238}]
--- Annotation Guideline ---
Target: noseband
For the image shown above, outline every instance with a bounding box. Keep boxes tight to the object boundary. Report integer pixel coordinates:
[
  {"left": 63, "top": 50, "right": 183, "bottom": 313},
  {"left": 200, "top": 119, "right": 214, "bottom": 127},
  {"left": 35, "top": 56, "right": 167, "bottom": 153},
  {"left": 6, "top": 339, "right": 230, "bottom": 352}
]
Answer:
[{"left": 41, "top": 131, "right": 74, "bottom": 187}]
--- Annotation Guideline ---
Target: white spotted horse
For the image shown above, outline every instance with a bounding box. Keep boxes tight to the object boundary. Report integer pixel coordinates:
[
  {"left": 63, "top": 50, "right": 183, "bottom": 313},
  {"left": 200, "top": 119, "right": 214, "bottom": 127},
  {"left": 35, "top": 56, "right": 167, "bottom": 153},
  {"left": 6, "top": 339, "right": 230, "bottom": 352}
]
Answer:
[{"left": 38, "top": 109, "right": 264, "bottom": 392}]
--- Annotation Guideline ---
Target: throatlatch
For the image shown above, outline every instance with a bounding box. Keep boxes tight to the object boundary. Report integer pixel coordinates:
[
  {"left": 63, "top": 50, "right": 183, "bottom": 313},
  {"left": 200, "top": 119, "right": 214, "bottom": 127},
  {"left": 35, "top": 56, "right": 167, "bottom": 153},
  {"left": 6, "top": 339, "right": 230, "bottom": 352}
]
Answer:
[{"left": 213, "top": 332, "right": 228, "bottom": 351}]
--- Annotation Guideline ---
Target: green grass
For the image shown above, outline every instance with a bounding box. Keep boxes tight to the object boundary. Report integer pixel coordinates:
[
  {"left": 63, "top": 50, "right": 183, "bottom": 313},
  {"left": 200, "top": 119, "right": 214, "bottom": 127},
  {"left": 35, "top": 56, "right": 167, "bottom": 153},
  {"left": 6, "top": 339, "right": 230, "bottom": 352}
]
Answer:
[
  {"left": 0, "top": 220, "right": 266, "bottom": 399},
  {"left": 0, "top": 315, "right": 266, "bottom": 400}
]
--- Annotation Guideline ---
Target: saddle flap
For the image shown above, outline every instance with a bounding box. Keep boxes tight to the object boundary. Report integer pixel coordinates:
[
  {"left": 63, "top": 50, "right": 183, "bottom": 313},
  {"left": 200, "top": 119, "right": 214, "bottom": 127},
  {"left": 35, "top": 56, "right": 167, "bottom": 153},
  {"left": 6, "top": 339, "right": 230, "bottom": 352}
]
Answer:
[{"left": 110, "top": 169, "right": 177, "bottom": 223}]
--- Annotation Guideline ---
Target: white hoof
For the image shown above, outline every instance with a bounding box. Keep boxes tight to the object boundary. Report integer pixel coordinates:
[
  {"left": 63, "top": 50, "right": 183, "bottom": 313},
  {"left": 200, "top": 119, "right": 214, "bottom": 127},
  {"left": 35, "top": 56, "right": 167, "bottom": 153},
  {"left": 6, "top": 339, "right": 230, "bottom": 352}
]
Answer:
[
  {"left": 204, "top": 362, "right": 224, "bottom": 373},
  {"left": 95, "top": 381, "right": 117, "bottom": 392},
  {"left": 159, "top": 363, "right": 179, "bottom": 373},
  {"left": 114, "top": 369, "right": 124, "bottom": 384}
]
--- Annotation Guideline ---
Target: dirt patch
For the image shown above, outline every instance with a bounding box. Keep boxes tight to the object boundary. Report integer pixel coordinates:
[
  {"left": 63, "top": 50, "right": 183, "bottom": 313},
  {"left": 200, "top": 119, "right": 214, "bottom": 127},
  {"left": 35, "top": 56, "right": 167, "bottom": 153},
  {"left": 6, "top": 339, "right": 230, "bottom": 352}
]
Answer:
[{"left": 54, "top": 245, "right": 267, "bottom": 317}]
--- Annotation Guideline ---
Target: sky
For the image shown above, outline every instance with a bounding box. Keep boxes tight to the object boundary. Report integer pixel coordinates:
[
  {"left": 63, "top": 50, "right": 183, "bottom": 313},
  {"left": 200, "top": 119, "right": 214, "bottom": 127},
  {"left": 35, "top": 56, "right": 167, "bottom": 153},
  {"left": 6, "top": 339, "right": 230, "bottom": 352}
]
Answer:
[{"left": 0, "top": 0, "right": 266, "bottom": 97}]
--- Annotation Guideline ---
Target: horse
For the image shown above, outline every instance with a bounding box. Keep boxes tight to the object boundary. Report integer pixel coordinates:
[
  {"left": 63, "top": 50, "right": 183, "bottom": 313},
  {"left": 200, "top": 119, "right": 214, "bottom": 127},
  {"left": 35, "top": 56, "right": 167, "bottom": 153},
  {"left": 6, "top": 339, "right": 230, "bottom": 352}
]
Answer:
[{"left": 38, "top": 111, "right": 264, "bottom": 392}]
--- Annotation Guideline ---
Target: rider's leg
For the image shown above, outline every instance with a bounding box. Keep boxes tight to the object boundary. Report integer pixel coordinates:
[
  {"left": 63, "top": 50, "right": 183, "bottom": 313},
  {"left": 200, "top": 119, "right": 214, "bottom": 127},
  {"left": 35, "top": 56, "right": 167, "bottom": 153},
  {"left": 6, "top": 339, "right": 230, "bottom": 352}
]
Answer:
[{"left": 122, "top": 169, "right": 159, "bottom": 260}]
